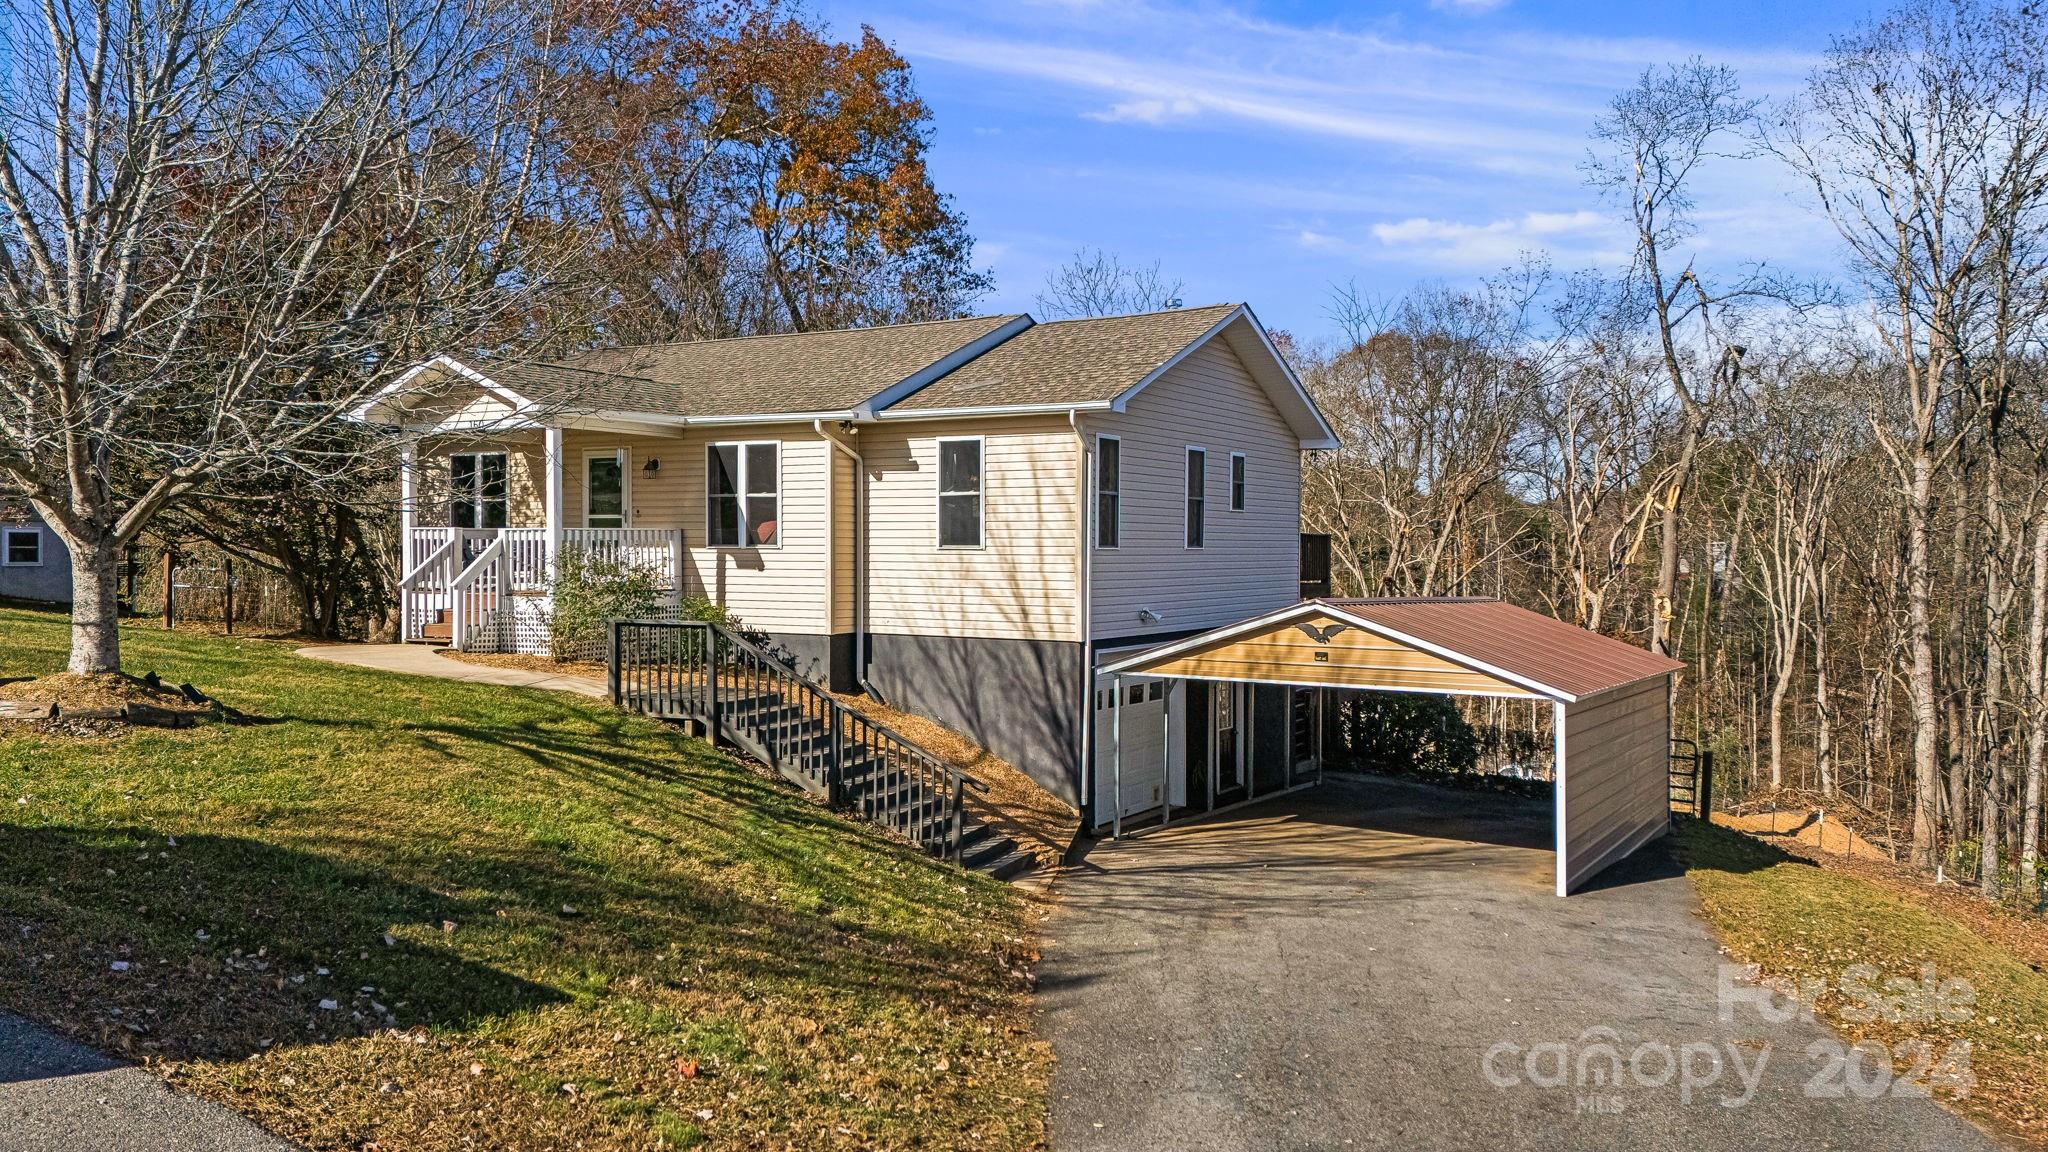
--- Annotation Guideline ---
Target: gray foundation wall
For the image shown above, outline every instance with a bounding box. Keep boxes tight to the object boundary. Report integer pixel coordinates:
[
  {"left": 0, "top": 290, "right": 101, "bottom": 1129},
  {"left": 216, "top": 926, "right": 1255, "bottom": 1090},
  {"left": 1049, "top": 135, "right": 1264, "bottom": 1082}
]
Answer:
[{"left": 864, "top": 631, "right": 1085, "bottom": 804}]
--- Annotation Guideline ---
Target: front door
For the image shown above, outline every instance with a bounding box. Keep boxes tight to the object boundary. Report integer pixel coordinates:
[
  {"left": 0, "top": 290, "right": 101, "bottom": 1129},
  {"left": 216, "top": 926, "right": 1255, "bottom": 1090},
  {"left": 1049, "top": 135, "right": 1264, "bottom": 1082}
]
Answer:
[{"left": 586, "top": 449, "right": 628, "bottom": 528}]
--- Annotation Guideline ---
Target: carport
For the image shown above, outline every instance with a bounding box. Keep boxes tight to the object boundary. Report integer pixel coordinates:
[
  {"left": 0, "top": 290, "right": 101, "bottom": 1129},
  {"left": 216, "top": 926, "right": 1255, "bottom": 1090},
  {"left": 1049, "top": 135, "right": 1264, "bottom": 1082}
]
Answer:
[{"left": 1095, "top": 597, "right": 1685, "bottom": 895}]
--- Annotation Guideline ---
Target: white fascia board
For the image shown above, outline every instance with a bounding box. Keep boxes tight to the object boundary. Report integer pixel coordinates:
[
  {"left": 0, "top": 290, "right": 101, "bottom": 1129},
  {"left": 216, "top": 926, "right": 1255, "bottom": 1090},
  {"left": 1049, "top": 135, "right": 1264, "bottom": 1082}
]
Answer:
[
  {"left": 1106, "top": 306, "right": 1245, "bottom": 415},
  {"left": 352, "top": 355, "right": 539, "bottom": 427},
  {"left": 1096, "top": 601, "right": 1331, "bottom": 674},
  {"left": 860, "top": 315, "right": 1036, "bottom": 419},
  {"left": 1103, "top": 306, "right": 1339, "bottom": 452},
  {"left": 680, "top": 410, "right": 859, "bottom": 426},
  {"left": 871, "top": 400, "right": 1112, "bottom": 421},
  {"left": 1097, "top": 598, "right": 1573, "bottom": 702},
  {"left": 1232, "top": 304, "right": 1339, "bottom": 448}
]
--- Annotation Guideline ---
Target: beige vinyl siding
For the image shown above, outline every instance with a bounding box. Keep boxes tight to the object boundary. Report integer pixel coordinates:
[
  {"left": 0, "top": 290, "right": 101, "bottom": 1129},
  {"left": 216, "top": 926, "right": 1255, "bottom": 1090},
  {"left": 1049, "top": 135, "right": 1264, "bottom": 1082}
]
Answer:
[
  {"left": 1559, "top": 676, "right": 1673, "bottom": 893},
  {"left": 559, "top": 426, "right": 833, "bottom": 635},
  {"left": 862, "top": 417, "right": 1081, "bottom": 643},
  {"left": 830, "top": 446, "right": 857, "bottom": 632},
  {"left": 1087, "top": 339, "right": 1302, "bottom": 641}
]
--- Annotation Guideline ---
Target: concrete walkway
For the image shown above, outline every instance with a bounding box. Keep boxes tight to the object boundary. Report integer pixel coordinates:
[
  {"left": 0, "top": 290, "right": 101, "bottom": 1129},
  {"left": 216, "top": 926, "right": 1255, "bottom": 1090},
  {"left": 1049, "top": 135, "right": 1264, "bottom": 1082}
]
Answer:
[
  {"left": 1040, "top": 774, "right": 1998, "bottom": 1152},
  {"left": 0, "top": 1013, "right": 294, "bottom": 1152},
  {"left": 296, "top": 644, "right": 606, "bottom": 697}
]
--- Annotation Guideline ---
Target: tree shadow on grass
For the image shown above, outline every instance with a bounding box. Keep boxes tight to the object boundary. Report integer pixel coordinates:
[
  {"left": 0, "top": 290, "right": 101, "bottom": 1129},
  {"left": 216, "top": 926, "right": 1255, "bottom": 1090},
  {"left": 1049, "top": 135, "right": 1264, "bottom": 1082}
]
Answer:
[{"left": 0, "top": 823, "right": 567, "bottom": 1068}]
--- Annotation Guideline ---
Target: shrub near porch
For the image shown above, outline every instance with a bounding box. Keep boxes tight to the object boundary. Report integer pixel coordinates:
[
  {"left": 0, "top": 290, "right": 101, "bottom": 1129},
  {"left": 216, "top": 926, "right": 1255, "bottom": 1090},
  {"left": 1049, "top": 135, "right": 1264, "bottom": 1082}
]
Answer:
[{"left": 0, "top": 608, "right": 1048, "bottom": 1150}]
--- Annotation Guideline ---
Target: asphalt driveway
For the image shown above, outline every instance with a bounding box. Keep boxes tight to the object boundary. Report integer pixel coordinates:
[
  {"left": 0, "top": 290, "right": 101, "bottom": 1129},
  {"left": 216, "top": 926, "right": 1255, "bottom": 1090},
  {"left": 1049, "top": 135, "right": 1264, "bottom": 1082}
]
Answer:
[{"left": 1038, "top": 774, "right": 2000, "bottom": 1152}]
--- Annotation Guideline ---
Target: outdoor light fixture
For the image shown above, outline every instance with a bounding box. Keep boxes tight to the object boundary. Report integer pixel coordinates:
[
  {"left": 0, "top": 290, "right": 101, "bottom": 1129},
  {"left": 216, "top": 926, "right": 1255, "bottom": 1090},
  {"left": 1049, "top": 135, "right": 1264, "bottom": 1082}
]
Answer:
[
  {"left": 642, "top": 458, "right": 660, "bottom": 473},
  {"left": 1138, "top": 608, "right": 1161, "bottom": 624}
]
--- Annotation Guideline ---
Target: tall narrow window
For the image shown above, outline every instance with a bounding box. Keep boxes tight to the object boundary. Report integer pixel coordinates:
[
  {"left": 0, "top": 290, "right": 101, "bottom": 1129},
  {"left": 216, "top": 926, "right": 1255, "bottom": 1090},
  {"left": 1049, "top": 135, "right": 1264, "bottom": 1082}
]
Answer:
[
  {"left": 938, "top": 438, "right": 983, "bottom": 548},
  {"left": 586, "top": 449, "right": 626, "bottom": 528},
  {"left": 707, "top": 442, "right": 779, "bottom": 547},
  {"left": 1096, "top": 436, "right": 1121, "bottom": 549},
  {"left": 1185, "top": 447, "right": 1206, "bottom": 548},
  {"left": 448, "top": 452, "right": 508, "bottom": 529},
  {"left": 1230, "top": 452, "right": 1247, "bottom": 511}
]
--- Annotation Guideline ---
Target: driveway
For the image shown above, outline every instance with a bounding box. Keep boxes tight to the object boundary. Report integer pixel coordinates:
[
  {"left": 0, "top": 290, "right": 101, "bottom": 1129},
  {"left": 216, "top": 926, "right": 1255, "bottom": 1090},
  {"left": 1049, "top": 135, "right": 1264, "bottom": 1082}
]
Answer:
[
  {"left": 0, "top": 1013, "right": 293, "bottom": 1152},
  {"left": 1037, "top": 774, "right": 1999, "bottom": 1152}
]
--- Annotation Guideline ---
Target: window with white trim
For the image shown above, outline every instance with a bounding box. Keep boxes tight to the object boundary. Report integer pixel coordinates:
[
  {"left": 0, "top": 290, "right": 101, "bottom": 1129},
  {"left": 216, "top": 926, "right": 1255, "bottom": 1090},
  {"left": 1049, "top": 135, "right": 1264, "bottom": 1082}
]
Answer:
[
  {"left": 1095, "top": 436, "right": 1121, "bottom": 549},
  {"left": 2, "top": 527, "right": 40, "bottom": 566},
  {"left": 938, "top": 437, "right": 983, "bottom": 548},
  {"left": 448, "top": 452, "right": 508, "bottom": 529},
  {"left": 1185, "top": 447, "right": 1206, "bottom": 548},
  {"left": 585, "top": 448, "right": 627, "bottom": 528},
  {"left": 707, "top": 442, "right": 780, "bottom": 547},
  {"left": 1230, "top": 452, "right": 1247, "bottom": 511}
]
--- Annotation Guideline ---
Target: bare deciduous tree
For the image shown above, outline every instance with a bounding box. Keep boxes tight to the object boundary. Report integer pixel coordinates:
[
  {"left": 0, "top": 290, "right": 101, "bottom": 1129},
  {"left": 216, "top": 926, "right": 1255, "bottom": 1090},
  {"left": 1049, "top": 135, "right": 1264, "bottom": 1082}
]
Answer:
[
  {"left": 0, "top": 0, "right": 561, "bottom": 673},
  {"left": 1034, "top": 248, "right": 1185, "bottom": 319}
]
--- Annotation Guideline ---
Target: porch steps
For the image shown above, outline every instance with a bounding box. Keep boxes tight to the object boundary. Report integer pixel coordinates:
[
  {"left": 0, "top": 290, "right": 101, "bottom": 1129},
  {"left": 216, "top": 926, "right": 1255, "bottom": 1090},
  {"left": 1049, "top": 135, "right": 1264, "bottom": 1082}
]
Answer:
[{"left": 612, "top": 622, "right": 1036, "bottom": 883}]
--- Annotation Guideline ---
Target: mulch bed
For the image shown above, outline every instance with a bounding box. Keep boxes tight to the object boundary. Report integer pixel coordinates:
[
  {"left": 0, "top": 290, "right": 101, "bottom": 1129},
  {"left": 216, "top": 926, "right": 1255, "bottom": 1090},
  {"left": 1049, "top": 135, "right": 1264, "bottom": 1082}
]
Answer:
[{"left": 0, "top": 672, "right": 220, "bottom": 730}]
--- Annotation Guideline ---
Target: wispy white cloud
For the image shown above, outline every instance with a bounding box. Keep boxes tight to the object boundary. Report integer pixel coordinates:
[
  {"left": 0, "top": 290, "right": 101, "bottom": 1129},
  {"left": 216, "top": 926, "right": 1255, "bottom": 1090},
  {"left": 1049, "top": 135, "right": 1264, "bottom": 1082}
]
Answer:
[
  {"left": 1368, "top": 209, "right": 1626, "bottom": 267},
  {"left": 1430, "top": 0, "right": 1509, "bottom": 14}
]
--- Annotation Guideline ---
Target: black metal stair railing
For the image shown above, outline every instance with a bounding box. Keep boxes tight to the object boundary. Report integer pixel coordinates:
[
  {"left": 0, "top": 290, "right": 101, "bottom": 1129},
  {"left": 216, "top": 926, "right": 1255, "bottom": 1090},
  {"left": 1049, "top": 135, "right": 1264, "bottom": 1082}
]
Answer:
[{"left": 609, "top": 618, "right": 988, "bottom": 861}]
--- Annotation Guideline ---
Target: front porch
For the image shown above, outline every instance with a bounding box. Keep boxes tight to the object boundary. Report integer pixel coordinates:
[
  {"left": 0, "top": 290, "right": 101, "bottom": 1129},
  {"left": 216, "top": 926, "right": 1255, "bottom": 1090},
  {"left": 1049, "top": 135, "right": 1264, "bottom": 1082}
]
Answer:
[{"left": 398, "top": 525, "right": 685, "bottom": 650}]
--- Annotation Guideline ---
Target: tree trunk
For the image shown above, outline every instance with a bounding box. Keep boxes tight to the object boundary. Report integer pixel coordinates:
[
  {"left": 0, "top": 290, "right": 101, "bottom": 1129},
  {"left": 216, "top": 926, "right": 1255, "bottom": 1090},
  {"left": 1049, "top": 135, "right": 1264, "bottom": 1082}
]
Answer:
[
  {"left": 1908, "top": 457, "right": 1942, "bottom": 869},
  {"left": 2022, "top": 514, "right": 2046, "bottom": 901},
  {"left": 67, "top": 534, "right": 124, "bottom": 675}
]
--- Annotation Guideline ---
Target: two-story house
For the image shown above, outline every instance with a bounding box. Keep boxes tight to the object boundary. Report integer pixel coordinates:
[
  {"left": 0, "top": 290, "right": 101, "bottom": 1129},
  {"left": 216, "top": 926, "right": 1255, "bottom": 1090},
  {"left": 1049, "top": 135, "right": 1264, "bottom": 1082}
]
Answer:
[{"left": 356, "top": 303, "right": 1339, "bottom": 825}]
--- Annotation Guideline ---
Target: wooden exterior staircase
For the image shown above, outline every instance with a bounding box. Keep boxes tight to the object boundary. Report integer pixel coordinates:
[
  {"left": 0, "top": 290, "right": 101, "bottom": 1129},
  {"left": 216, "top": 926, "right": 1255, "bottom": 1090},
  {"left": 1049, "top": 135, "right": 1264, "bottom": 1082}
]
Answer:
[{"left": 610, "top": 620, "right": 1038, "bottom": 880}]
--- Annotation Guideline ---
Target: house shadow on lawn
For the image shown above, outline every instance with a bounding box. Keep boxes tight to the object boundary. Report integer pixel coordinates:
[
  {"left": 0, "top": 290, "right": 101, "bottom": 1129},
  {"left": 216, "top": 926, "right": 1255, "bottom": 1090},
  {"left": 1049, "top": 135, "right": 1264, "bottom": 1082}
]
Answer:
[{"left": 0, "top": 823, "right": 567, "bottom": 1070}]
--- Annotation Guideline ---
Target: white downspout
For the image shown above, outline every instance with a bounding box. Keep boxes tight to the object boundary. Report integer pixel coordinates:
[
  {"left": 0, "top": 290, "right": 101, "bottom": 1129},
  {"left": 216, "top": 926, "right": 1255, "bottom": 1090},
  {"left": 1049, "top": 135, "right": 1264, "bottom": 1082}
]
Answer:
[
  {"left": 1071, "top": 410, "right": 1094, "bottom": 829},
  {"left": 816, "top": 420, "right": 880, "bottom": 700}
]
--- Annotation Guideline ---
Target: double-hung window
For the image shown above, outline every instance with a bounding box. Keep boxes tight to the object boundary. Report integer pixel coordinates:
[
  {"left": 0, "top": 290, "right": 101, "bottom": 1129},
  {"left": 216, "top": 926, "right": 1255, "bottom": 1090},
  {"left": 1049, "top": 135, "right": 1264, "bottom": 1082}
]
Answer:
[
  {"left": 449, "top": 452, "right": 508, "bottom": 529},
  {"left": 938, "top": 438, "right": 983, "bottom": 548},
  {"left": 2, "top": 527, "right": 40, "bottom": 566},
  {"left": 1095, "top": 436, "right": 1121, "bottom": 549},
  {"left": 1230, "top": 452, "right": 1247, "bottom": 512},
  {"left": 1185, "top": 447, "right": 1206, "bottom": 548},
  {"left": 707, "top": 442, "right": 780, "bottom": 547}
]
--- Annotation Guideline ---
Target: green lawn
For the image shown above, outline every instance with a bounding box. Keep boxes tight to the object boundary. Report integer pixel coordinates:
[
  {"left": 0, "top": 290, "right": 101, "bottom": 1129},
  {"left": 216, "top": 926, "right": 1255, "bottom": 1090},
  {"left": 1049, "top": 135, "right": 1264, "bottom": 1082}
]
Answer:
[
  {"left": 1675, "top": 820, "right": 2048, "bottom": 1147},
  {"left": 0, "top": 607, "right": 1048, "bottom": 1150}
]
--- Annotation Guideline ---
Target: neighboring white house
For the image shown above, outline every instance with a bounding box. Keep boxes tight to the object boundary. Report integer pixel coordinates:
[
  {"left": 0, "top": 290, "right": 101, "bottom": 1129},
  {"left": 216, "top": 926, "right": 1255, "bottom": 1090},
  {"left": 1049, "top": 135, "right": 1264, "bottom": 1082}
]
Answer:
[
  {"left": 0, "top": 494, "right": 72, "bottom": 605},
  {"left": 356, "top": 303, "right": 1339, "bottom": 813}
]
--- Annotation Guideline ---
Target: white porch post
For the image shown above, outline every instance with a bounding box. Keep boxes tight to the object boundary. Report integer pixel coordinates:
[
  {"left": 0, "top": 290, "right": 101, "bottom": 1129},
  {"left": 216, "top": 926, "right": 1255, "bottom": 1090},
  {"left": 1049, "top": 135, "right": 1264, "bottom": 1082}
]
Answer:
[
  {"left": 544, "top": 426, "right": 565, "bottom": 576},
  {"left": 399, "top": 445, "right": 418, "bottom": 576}
]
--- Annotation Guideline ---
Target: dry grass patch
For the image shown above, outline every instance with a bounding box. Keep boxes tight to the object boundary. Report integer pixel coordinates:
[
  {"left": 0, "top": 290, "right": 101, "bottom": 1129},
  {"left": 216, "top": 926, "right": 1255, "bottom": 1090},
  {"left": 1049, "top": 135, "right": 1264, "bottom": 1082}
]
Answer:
[
  {"left": 437, "top": 650, "right": 609, "bottom": 680},
  {"left": 829, "top": 692, "right": 1079, "bottom": 868},
  {"left": 1675, "top": 820, "right": 2048, "bottom": 1147}
]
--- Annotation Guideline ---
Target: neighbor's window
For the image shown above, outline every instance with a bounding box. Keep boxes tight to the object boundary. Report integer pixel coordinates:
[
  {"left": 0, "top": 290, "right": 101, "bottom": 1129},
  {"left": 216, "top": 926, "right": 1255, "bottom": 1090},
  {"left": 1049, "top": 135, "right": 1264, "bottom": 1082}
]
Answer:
[
  {"left": 938, "top": 437, "right": 983, "bottom": 548},
  {"left": 2, "top": 527, "right": 40, "bottom": 566},
  {"left": 1096, "top": 436, "right": 1121, "bottom": 549},
  {"left": 1230, "top": 452, "right": 1247, "bottom": 512},
  {"left": 449, "top": 452, "right": 508, "bottom": 529},
  {"left": 1185, "top": 447, "right": 1206, "bottom": 548},
  {"left": 707, "top": 442, "right": 780, "bottom": 547},
  {"left": 586, "top": 449, "right": 627, "bottom": 529}
]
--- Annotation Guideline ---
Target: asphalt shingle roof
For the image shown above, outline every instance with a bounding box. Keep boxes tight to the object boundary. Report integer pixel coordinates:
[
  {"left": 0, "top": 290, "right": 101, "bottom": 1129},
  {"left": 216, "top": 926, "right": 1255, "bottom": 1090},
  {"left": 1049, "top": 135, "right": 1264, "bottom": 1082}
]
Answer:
[
  {"left": 887, "top": 303, "right": 1240, "bottom": 412},
  {"left": 475, "top": 314, "right": 1025, "bottom": 419}
]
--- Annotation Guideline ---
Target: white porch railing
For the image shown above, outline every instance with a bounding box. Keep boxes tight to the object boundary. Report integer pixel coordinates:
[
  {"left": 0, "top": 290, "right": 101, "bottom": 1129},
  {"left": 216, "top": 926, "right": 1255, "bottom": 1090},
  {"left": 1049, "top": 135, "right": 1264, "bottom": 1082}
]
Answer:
[{"left": 400, "top": 526, "right": 687, "bottom": 652}]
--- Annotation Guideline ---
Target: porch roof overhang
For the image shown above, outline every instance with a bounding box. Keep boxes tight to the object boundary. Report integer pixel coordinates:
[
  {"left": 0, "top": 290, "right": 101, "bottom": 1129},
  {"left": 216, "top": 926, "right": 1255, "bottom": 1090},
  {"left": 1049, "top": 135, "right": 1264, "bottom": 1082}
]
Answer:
[{"left": 1097, "top": 597, "right": 1683, "bottom": 704}]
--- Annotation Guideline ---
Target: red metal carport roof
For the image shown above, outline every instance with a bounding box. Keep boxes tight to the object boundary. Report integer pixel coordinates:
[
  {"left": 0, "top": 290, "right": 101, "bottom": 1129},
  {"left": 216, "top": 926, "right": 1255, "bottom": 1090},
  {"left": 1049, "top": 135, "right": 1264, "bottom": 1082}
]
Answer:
[{"left": 1317, "top": 597, "right": 1684, "bottom": 700}]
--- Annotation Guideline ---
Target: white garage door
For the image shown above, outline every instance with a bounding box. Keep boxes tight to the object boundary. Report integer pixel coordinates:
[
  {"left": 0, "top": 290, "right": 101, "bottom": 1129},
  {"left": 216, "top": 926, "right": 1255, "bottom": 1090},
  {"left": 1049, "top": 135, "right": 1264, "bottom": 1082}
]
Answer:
[{"left": 1092, "top": 677, "right": 1185, "bottom": 827}]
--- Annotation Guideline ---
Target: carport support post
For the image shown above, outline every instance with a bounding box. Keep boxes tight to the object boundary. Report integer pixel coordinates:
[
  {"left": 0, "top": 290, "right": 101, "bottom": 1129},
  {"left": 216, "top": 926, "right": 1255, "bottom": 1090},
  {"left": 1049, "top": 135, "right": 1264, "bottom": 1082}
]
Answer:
[
  {"left": 1111, "top": 675, "right": 1124, "bottom": 839},
  {"left": 1160, "top": 683, "right": 1172, "bottom": 827},
  {"left": 1552, "top": 700, "right": 1569, "bottom": 898}
]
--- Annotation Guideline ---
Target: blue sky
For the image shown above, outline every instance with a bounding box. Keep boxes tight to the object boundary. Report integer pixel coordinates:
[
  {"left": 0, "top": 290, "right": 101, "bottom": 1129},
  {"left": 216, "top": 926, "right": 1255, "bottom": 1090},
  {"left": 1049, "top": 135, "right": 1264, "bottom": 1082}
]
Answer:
[{"left": 810, "top": 0, "right": 1886, "bottom": 343}]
